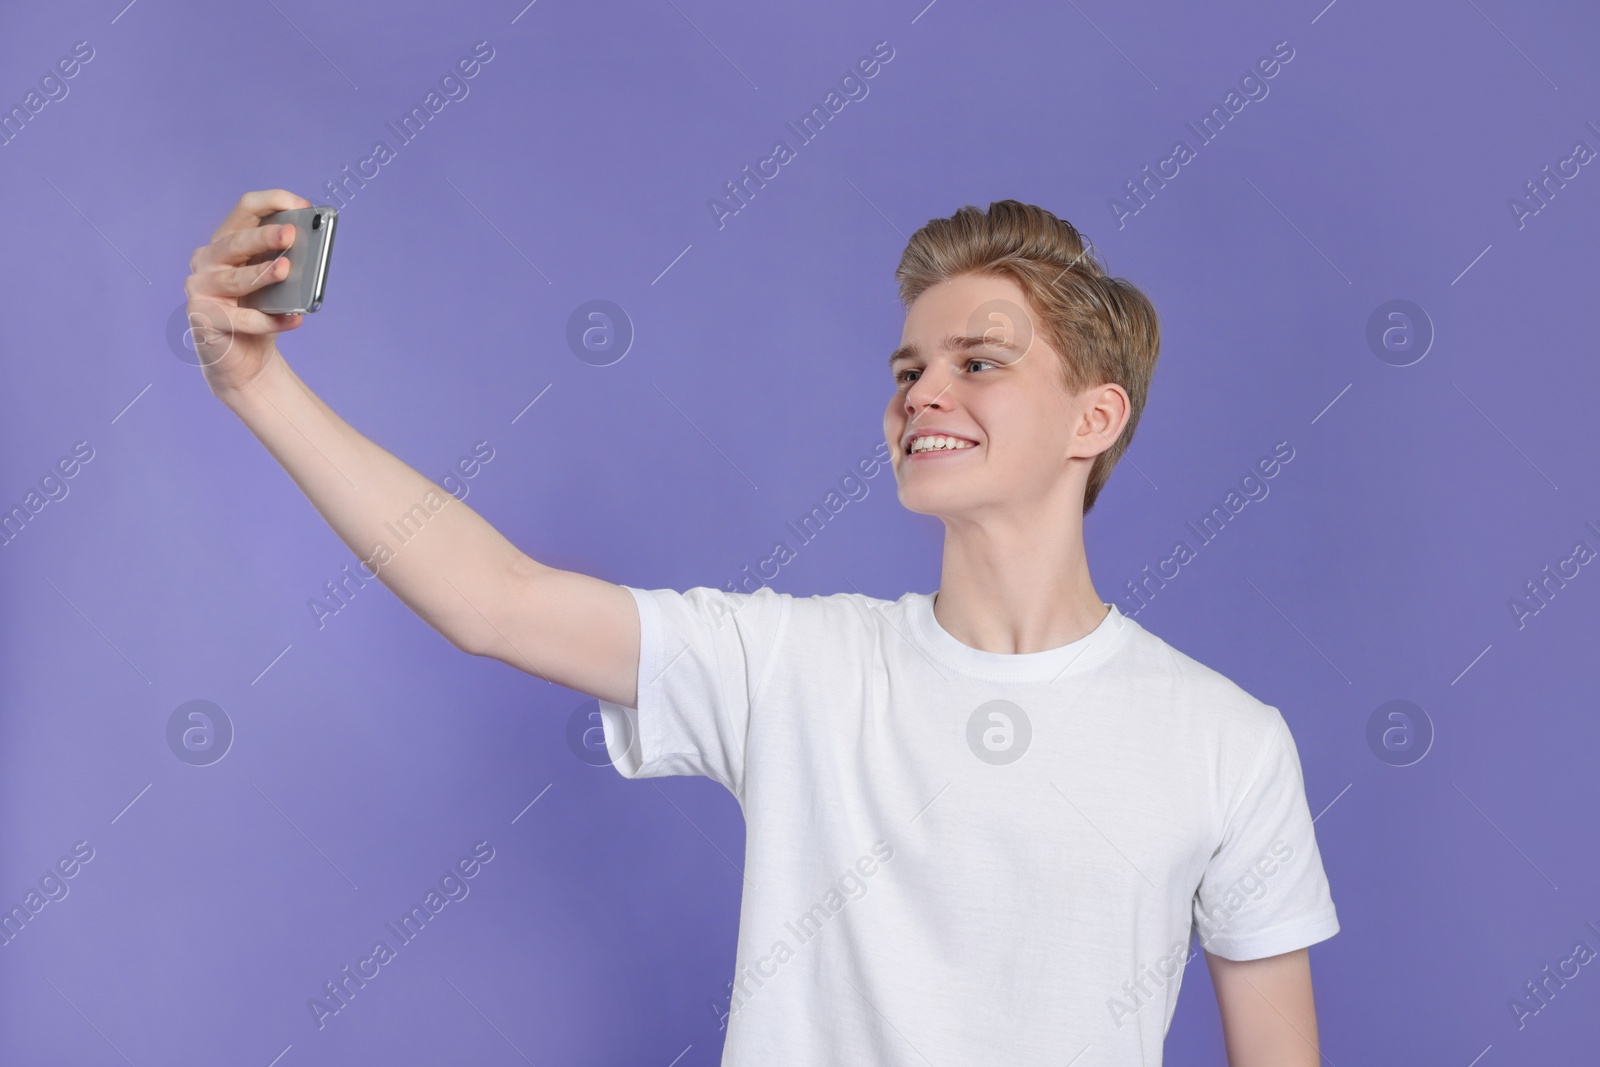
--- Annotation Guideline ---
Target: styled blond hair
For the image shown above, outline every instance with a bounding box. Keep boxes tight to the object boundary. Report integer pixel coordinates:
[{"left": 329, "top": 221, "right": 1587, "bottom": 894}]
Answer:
[{"left": 893, "top": 200, "right": 1161, "bottom": 514}]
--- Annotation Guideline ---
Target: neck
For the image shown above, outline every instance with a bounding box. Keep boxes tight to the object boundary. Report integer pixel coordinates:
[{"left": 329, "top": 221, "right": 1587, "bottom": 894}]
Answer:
[{"left": 933, "top": 500, "right": 1107, "bottom": 655}]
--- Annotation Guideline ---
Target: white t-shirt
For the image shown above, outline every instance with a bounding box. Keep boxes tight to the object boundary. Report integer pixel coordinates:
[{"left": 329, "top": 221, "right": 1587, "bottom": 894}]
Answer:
[{"left": 597, "top": 585, "right": 1339, "bottom": 1066}]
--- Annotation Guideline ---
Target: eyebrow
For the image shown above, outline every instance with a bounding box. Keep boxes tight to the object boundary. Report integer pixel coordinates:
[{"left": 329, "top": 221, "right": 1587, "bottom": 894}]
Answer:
[{"left": 888, "top": 333, "right": 1022, "bottom": 369}]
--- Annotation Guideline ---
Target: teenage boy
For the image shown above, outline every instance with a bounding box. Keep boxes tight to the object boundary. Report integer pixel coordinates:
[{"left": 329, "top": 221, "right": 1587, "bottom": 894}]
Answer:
[{"left": 188, "top": 190, "right": 1337, "bottom": 1066}]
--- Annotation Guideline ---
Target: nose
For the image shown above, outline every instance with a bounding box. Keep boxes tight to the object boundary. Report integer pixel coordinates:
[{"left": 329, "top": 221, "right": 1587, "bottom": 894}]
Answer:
[{"left": 904, "top": 365, "right": 953, "bottom": 421}]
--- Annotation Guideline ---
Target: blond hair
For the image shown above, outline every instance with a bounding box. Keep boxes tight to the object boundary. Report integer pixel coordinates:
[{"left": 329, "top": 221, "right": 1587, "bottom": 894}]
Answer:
[{"left": 893, "top": 200, "right": 1161, "bottom": 514}]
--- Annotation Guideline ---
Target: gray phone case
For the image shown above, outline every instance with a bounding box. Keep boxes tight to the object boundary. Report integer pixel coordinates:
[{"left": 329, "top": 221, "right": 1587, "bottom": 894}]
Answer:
[{"left": 240, "top": 206, "right": 338, "bottom": 314}]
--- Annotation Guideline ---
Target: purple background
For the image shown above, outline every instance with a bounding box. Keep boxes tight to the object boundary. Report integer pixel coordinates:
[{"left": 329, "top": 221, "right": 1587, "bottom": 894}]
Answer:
[{"left": 2, "top": 0, "right": 1597, "bottom": 1063}]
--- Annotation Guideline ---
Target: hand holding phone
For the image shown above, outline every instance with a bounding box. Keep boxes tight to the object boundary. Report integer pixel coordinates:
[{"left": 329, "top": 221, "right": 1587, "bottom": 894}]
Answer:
[
  {"left": 184, "top": 190, "right": 328, "bottom": 400},
  {"left": 239, "top": 205, "right": 338, "bottom": 314}
]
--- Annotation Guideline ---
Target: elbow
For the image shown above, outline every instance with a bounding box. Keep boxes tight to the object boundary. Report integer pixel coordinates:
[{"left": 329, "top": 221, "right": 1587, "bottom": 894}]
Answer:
[
  {"left": 449, "top": 555, "right": 545, "bottom": 662},
  {"left": 426, "top": 602, "right": 504, "bottom": 660},
  {"left": 446, "top": 611, "right": 508, "bottom": 660},
  {"left": 449, "top": 630, "right": 494, "bottom": 659}
]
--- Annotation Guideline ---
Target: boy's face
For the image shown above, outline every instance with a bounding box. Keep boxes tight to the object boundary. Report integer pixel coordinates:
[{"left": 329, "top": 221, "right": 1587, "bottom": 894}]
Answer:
[{"left": 883, "top": 272, "right": 1116, "bottom": 521}]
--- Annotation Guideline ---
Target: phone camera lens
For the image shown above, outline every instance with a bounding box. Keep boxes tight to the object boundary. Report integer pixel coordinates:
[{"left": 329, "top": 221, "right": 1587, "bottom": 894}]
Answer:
[{"left": 312, "top": 213, "right": 323, "bottom": 230}]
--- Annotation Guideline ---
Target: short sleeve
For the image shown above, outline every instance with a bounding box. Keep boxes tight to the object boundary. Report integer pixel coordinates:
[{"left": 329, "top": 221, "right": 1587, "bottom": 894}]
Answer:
[
  {"left": 596, "top": 585, "right": 791, "bottom": 798},
  {"left": 1192, "top": 711, "right": 1340, "bottom": 960}
]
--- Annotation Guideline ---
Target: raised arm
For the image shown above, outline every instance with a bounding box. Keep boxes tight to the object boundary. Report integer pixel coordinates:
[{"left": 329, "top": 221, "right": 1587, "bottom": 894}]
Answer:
[{"left": 188, "top": 189, "right": 639, "bottom": 707}]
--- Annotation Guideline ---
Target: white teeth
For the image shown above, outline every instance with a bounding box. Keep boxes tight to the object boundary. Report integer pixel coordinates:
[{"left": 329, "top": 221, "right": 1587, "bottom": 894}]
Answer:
[{"left": 909, "top": 434, "right": 975, "bottom": 454}]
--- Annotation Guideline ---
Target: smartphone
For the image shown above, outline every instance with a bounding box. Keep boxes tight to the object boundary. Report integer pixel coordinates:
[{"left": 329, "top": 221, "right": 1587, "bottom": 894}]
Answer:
[{"left": 240, "top": 206, "right": 338, "bottom": 314}]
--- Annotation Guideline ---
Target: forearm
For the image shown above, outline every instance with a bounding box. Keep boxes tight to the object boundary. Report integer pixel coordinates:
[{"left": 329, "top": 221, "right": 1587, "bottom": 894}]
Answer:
[{"left": 219, "top": 350, "right": 538, "bottom": 653}]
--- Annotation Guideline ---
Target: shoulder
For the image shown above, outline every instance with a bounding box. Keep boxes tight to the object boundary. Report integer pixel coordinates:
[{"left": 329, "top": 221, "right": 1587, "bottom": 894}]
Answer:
[
  {"left": 773, "top": 587, "right": 914, "bottom": 643},
  {"left": 1119, "top": 616, "right": 1286, "bottom": 742},
  {"left": 630, "top": 584, "right": 904, "bottom": 647},
  {"left": 632, "top": 583, "right": 791, "bottom": 629}
]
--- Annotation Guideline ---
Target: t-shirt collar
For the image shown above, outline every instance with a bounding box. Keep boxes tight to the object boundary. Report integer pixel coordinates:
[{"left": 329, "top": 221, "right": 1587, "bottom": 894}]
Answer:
[{"left": 905, "top": 591, "right": 1131, "bottom": 683}]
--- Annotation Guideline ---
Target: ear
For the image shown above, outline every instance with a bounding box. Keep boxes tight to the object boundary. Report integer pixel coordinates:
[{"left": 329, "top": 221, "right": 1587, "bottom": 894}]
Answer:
[{"left": 1072, "top": 382, "right": 1131, "bottom": 459}]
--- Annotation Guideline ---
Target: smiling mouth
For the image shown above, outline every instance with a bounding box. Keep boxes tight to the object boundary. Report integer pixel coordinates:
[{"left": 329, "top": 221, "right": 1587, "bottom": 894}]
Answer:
[
  {"left": 908, "top": 435, "right": 979, "bottom": 460},
  {"left": 905, "top": 441, "right": 979, "bottom": 459}
]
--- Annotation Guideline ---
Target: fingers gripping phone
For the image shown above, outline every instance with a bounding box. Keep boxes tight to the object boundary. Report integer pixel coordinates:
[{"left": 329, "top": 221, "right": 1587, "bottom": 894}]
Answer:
[{"left": 240, "top": 206, "right": 338, "bottom": 314}]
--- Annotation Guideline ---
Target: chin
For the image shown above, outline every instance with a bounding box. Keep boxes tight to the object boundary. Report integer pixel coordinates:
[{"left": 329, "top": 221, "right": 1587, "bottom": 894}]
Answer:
[{"left": 897, "top": 485, "right": 970, "bottom": 518}]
